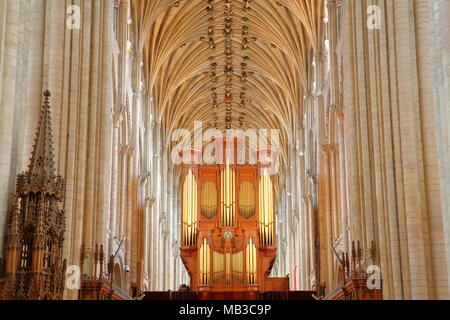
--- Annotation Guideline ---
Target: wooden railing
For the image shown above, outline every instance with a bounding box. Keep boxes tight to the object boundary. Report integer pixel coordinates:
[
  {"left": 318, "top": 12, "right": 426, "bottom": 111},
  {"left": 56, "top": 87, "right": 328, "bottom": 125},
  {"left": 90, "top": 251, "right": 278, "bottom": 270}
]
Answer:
[
  {"left": 142, "top": 290, "right": 317, "bottom": 301},
  {"left": 325, "top": 241, "right": 382, "bottom": 300},
  {"left": 78, "top": 279, "right": 133, "bottom": 300},
  {"left": 143, "top": 291, "right": 198, "bottom": 300},
  {"left": 261, "top": 291, "right": 316, "bottom": 300}
]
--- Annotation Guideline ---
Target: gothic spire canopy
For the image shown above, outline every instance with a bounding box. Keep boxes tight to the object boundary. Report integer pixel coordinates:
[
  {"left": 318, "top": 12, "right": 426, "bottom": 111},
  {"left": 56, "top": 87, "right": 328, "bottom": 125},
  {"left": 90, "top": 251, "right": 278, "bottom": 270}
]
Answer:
[
  {"left": 1, "top": 90, "right": 66, "bottom": 300},
  {"left": 16, "top": 91, "right": 64, "bottom": 200},
  {"left": 28, "top": 90, "right": 55, "bottom": 177}
]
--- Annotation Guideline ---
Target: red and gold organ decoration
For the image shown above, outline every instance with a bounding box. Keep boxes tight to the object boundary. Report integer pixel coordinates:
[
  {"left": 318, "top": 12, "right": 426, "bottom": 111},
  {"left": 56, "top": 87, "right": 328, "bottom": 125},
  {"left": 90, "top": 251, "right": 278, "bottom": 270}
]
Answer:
[{"left": 179, "top": 140, "right": 288, "bottom": 300}]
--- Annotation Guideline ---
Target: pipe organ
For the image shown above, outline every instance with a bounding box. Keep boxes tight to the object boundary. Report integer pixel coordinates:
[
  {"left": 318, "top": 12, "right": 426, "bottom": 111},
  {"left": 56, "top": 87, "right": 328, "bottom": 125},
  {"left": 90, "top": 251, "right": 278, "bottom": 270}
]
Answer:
[{"left": 179, "top": 142, "right": 288, "bottom": 299}]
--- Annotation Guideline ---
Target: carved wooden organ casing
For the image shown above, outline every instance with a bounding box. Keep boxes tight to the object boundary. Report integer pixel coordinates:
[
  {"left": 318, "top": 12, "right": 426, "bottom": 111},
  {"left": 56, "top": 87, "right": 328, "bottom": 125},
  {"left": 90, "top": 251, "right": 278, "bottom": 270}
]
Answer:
[{"left": 179, "top": 141, "right": 285, "bottom": 298}]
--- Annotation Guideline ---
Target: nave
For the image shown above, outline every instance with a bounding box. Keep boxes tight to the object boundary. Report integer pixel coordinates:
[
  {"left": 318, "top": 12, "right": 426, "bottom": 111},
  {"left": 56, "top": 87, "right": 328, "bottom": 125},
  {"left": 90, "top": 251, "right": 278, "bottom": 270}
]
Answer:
[{"left": 0, "top": 0, "right": 449, "bottom": 301}]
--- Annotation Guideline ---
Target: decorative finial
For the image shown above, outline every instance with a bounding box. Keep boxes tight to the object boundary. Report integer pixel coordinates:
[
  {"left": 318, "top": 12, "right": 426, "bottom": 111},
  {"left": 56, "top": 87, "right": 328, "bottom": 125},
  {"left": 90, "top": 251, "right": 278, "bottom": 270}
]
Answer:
[
  {"left": 44, "top": 89, "right": 51, "bottom": 97},
  {"left": 43, "top": 90, "right": 51, "bottom": 102},
  {"left": 27, "top": 89, "right": 57, "bottom": 178}
]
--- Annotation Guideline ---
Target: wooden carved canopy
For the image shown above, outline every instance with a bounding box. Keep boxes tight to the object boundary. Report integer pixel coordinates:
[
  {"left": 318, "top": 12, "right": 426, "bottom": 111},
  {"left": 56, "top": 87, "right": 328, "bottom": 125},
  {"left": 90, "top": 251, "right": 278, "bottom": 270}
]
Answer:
[{"left": 1, "top": 91, "right": 66, "bottom": 300}]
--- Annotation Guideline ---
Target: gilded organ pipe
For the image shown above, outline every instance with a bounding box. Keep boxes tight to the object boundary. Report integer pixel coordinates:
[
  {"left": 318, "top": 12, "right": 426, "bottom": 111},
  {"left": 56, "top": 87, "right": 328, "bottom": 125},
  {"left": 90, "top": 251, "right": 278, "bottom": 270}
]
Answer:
[
  {"left": 259, "top": 170, "right": 274, "bottom": 246},
  {"left": 226, "top": 252, "right": 232, "bottom": 285},
  {"left": 213, "top": 252, "right": 225, "bottom": 283},
  {"left": 201, "top": 181, "right": 217, "bottom": 218},
  {"left": 246, "top": 239, "right": 257, "bottom": 284},
  {"left": 182, "top": 169, "right": 197, "bottom": 246},
  {"left": 200, "top": 238, "right": 211, "bottom": 285},
  {"left": 239, "top": 181, "right": 255, "bottom": 218},
  {"left": 221, "top": 164, "right": 236, "bottom": 227},
  {"left": 232, "top": 251, "right": 244, "bottom": 283}
]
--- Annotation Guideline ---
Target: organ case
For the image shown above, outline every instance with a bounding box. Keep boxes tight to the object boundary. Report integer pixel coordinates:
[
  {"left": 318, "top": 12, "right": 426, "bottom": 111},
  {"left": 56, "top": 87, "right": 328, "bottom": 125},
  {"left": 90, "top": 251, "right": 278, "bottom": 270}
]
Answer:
[{"left": 179, "top": 143, "right": 287, "bottom": 299}]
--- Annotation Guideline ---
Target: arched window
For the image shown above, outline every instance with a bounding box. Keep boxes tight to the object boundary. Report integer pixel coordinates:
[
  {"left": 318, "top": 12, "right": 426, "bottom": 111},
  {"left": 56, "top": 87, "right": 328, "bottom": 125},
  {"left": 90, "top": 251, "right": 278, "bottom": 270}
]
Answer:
[
  {"left": 20, "top": 235, "right": 33, "bottom": 270},
  {"left": 43, "top": 239, "right": 53, "bottom": 271}
]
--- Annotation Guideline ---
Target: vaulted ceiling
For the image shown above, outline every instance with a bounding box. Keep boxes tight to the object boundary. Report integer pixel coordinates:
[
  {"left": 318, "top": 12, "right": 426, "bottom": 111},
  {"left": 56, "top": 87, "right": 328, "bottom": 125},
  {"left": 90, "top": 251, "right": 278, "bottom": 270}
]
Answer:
[{"left": 130, "top": 0, "right": 325, "bottom": 175}]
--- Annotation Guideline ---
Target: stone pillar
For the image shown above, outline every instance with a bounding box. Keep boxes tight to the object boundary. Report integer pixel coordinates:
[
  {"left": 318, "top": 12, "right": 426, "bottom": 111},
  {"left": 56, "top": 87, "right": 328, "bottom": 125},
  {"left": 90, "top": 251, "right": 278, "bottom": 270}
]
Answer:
[
  {"left": 96, "top": 0, "right": 113, "bottom": 249},
  {"left": 431, "top": 0, "right": 450, "bottom": 294},
  {"left": 23, "top": 0, "right": 46, "bottom": 167},
  {"left": 110, "top": 112, "right": 123, "bottom": 256},
  {"left": 0, "top": 0, "right": 20, "bottom": 256}
]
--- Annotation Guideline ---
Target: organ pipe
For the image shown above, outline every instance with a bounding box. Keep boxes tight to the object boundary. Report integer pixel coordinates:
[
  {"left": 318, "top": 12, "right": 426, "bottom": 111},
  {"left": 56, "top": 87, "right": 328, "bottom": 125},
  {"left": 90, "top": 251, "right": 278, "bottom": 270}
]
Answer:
[
  {"left": 199, "top": 238, "right": 211, "bottom": 285},
  {"left": 221, "top": 164, "right": 236, "bottom": 227},
  {"left": 213, "top": 252, "right": 225, "bottom": 284},
  {"left": 209, "top": 250, "right": 245, "bottom": 285},
  {"left": 259, "top": 170, "right": 274, "bottom": 246},
  {"left": 226, "top": 253, "right": 231, "bottom": 285},
  {"left": 201, "top": 181, "right": 217, "bottom": 218},
  {"left": 239, "top": 181, "right": 255, "bottom": 218},
  {"left": 182, "top": 169, "right": 197, "bottom": 246},
  {"left": 246, "top": 239, "right": 257, "bottom": 284},
  {"left": 232, "top": 251, "right": 244, "bottom": 283}
]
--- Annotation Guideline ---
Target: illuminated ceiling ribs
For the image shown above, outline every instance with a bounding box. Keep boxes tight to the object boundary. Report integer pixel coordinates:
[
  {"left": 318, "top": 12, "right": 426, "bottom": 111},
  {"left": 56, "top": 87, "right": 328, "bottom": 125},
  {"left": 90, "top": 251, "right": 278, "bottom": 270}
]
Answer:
[{"left": 131, "top": 0, "right": 325, "bottom": 188}]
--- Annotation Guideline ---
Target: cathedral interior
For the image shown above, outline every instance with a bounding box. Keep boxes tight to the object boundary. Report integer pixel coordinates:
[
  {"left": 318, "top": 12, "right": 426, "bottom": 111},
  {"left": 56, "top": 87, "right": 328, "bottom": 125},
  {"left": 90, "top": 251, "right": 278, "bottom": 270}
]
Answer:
[{"left": 0, "top": 0, "right": 450, "bottom": 301}]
